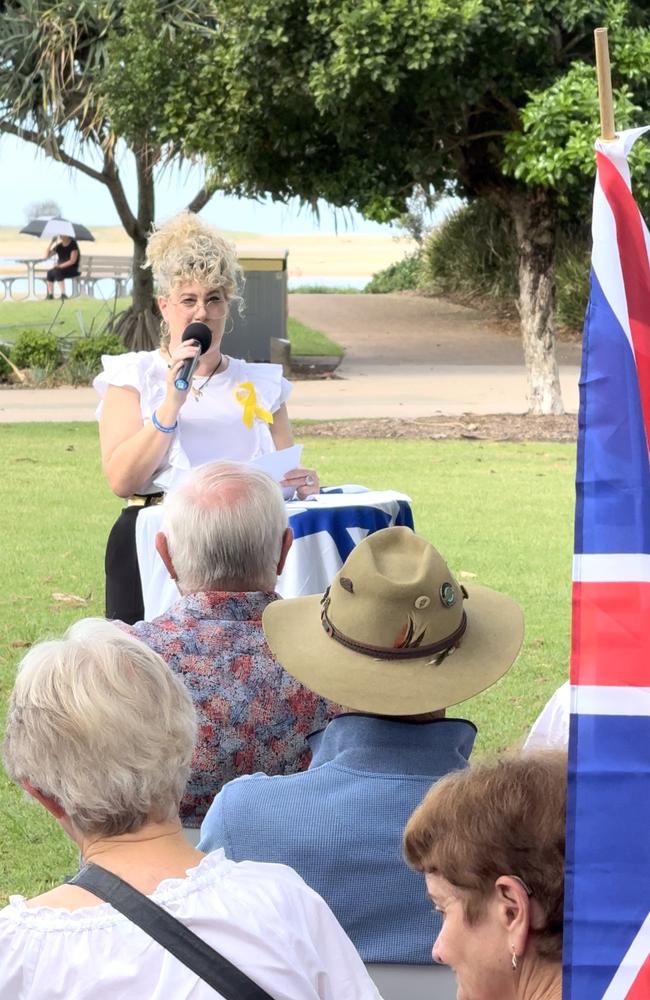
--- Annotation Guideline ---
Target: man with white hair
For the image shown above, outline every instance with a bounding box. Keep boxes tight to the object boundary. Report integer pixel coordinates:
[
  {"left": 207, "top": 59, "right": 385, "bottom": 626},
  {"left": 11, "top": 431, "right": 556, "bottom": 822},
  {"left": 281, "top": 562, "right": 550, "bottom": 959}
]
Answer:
[{"left": 118, "top": 461, "right": 339, "bottom": 833}]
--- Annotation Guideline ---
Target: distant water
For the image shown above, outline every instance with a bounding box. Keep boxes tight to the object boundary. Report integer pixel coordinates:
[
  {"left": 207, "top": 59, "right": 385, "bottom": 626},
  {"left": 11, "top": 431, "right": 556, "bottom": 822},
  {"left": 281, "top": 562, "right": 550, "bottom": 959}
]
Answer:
[
  {"left": 0, "top": 266, "right": 371, "bottom": 300},
  {"left": 67, "top": 274, "right": 371, "bottom": 298},
  {"left": 288, "top": 275, "right": 369, "bottom": 291}
]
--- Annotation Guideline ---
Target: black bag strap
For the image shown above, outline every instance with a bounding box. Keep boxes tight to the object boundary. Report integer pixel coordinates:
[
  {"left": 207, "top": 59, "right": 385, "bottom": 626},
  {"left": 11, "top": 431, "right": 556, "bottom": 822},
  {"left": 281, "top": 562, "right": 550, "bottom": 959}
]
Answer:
[{"left": 69, "top": 862, "right": 275, "bottom": 1000}]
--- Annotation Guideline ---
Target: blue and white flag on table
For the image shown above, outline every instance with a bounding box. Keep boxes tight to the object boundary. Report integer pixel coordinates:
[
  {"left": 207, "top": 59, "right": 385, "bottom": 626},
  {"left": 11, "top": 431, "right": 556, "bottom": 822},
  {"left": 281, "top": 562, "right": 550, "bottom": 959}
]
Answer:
[
  {"left": 136, "top": 489, "right": 414, "bottom": 619},
  {"left": 564, "top": 127, "right": 650, "bottom": 1000}
]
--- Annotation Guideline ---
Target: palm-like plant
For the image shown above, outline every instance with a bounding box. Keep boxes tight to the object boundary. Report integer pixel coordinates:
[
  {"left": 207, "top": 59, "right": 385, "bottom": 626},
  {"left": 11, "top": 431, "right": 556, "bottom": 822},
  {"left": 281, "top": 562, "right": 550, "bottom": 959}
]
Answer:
[{"left": 0, "top": 0, "right": 216, "bottom": 348}]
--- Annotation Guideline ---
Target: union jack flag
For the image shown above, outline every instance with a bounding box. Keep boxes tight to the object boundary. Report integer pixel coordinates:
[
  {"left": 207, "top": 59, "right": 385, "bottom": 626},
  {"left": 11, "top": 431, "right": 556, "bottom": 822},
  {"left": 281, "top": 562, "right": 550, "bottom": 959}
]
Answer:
[{"left": 564, "top": 127, "right": 650, "bottom": 999}]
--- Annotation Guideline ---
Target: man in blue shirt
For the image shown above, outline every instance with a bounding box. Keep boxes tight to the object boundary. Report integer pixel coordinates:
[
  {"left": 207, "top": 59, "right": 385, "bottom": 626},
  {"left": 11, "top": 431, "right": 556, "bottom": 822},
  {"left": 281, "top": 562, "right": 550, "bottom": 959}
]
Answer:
[{"left": 199, "top": 526, "right": 524, "bottom": 965}]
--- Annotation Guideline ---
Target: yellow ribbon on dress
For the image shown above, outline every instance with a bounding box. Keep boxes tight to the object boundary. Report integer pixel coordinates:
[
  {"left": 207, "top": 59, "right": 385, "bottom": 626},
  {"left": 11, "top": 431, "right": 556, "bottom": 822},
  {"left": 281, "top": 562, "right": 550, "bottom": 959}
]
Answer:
[{"left": 234, "top": 381, "right": 274, "bottom": 429}]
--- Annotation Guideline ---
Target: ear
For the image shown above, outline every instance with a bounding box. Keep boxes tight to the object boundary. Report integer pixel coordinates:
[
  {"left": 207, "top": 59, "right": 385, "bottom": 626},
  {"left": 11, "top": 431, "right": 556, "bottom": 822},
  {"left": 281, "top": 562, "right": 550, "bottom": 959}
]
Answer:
[
  {"left": 157, "top": 294, "right": 169, "bottom": 320},
  {"left": 155, "top": 531, "right": 178, "bottom": 581},
  {"left": 494, "top": 876, "right": 532, "bottom": 956},
  {"left": 276, "top": 527, "right": 293, "bottom": 576},
  {"left": 21, "top": 780, "right": 66, "bottom": 820}
]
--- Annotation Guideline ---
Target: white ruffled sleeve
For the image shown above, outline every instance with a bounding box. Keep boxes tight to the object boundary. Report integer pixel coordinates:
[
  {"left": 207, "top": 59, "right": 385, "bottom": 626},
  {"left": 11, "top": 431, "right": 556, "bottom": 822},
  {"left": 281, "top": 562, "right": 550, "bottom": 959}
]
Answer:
[
  {"left": 237, "top": 362, "right": 292, "bottom": 413},
  {"left": 93, "top": 351, "right": 167, "bottom": 420}
]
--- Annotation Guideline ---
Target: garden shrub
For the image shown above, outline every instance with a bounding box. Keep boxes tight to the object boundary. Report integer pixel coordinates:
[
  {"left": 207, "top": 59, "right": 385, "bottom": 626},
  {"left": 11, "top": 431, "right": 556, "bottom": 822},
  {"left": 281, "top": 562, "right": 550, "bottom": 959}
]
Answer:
[
  {"left": 421, "top": 201, "right": 518, "bottom": 300},
  {"left": 12, "top": 330, "right": 62, "bottom": 371},
  {"left": 0, "top": 343, "right": 13, "bottom": 382},
  {"left": 68, "top": 332, "right": 127, "bottom": 376},
  {"left": 555, "top": 235, "right": 590, "bottom": 332},
  {"left": 62, "top": 358, "right": 101, "bottom": 386},
  {"left": 365, "top": 252, "right": 424, "bottom": 293},
  {"left": 422, "top": 201, "right": 591, "bottom": 334}
]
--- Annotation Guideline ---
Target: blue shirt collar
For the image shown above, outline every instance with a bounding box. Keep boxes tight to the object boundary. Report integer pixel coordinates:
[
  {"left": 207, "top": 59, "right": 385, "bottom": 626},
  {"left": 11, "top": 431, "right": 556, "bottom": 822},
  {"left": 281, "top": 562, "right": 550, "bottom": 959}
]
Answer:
[{"left": 308, "top": 713, "right": 476, "bottom": 776}]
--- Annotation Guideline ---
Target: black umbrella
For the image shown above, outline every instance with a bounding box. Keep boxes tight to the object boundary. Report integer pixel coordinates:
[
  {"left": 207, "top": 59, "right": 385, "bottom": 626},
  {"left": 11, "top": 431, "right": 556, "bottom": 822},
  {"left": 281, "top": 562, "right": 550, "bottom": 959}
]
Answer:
[{"left": 19, "top": 217, "right": 95, "bottom": 241}]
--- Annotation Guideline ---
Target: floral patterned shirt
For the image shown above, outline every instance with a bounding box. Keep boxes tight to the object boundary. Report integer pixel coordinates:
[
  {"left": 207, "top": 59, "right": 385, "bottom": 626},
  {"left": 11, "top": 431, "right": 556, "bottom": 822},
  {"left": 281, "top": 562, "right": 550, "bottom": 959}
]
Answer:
[{"left": 120, "top": 592, "right": 339, "bottom": 827}]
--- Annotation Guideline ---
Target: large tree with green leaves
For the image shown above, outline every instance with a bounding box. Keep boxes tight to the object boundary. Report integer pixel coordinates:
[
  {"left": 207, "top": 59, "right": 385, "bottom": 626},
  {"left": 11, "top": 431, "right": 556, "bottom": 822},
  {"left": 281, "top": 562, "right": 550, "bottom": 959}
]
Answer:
[
  {"left": 168, "top": 0, "right": 650, "bottom": 413},
  {"left": 0, "top": 0, "right": 215, "bottom": 349}
]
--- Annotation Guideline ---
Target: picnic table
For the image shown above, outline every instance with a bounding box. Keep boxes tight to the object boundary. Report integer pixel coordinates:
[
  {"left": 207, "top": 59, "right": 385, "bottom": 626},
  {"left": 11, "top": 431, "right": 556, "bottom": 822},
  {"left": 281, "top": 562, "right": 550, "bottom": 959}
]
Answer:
[{"left": 0, "top": 255, "right": 133, "bottom": 300}]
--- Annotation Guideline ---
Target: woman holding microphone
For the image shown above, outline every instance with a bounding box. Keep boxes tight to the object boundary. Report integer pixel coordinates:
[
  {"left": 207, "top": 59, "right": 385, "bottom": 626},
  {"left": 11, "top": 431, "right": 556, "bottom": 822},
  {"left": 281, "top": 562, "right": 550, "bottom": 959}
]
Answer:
[{"left": 95, "top": 212, "right": 318, "bottom": 623}]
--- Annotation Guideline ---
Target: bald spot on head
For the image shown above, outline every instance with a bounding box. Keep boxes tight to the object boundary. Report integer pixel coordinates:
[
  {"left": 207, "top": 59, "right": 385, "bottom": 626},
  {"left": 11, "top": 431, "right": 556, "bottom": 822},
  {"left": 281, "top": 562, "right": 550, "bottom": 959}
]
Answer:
[{"left": 184, "top": 474, "right": 249, "bottom": 512}]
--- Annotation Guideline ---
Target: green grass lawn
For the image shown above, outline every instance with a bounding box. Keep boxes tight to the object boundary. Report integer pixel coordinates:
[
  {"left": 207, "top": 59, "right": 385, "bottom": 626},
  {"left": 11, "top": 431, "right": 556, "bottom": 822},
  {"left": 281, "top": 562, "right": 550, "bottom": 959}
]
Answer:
[
  {"left": 0, "top": 425, "right": 575, "bottom": 902},
  {"left": 0, "top": 298, "right": 343, "bottom": 357},
  {"left": 0, "top": 296, "right": 131, "bottom": 338},
  {"left": 287, "top": 317, "right": 344, "bottom": 356}
]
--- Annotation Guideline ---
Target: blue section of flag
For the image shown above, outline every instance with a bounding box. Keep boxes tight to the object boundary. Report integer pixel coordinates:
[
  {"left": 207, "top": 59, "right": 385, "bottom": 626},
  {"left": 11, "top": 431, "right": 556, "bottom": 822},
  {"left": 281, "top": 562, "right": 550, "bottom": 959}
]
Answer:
[
  {"left": 576, "top": 272, "right": 650, "bottom": 556},
  {"left": 566, "top": 130, "right": 650, "bottom": 1000},
  {"left": 289, "top": 501, "right": 414, "bottom": 561},
  {"left": 564, "top": 713, "right": 650, "bottom": 997}
]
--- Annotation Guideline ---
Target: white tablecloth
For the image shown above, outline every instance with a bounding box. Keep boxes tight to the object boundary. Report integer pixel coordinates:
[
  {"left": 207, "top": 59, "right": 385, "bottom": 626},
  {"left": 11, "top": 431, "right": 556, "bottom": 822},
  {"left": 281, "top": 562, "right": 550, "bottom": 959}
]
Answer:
[
  {"left": 135, "top": 489, "right": 414, "bottom": 621},
  {"left": 524, "top": 680, "right": 570, "bottom": 750}
]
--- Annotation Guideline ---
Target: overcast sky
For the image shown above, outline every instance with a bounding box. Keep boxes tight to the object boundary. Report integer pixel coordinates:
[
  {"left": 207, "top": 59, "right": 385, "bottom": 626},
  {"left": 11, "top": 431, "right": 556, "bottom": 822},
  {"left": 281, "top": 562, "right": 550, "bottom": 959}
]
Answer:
[{"left": 0, "top": 134, "right": 406, "bottom": 236}]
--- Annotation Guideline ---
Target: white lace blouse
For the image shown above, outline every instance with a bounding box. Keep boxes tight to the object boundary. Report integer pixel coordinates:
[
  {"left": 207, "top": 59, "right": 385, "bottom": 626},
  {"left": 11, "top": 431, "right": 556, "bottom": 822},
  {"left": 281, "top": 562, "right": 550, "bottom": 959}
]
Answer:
[
  {"left": 0, "top": 851, "right": 381, "bottom": 999},
  {"left": 93, "top": 351, "right": 292, "bottom": 493}
]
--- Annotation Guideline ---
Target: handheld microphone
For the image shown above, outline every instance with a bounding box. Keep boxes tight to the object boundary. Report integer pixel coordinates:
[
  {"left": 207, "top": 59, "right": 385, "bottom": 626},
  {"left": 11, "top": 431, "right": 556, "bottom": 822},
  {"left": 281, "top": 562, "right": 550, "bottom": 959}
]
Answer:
[{"left": 174, "top": 322, "right": 213, "bottom": 391}]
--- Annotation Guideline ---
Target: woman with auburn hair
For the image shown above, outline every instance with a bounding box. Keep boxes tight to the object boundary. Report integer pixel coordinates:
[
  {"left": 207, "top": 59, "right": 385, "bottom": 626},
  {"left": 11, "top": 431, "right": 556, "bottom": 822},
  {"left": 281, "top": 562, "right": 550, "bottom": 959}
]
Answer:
[
  {"left": 94, "top": 211, "right": 318, "bottom": 624},
  {"left": 0, "top": 619, "right": 380, "bottom": 1000},
  {"left": 403, "top": 753, "right": 565, "bottom": 1000}
]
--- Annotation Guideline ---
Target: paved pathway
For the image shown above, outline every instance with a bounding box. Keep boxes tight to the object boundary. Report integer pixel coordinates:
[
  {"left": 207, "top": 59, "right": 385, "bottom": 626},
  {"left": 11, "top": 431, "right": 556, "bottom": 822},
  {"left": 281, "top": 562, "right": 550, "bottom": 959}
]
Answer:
[{"left": 0, "top": 294, "right": 580, "bottom": 421}]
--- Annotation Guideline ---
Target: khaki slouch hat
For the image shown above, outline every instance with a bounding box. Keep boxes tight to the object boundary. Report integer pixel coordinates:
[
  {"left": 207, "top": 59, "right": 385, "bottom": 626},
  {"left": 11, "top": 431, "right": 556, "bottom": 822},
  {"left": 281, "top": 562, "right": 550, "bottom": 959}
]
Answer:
[{"left": 263, "top": 526, "right": 524, "bottom": 715}]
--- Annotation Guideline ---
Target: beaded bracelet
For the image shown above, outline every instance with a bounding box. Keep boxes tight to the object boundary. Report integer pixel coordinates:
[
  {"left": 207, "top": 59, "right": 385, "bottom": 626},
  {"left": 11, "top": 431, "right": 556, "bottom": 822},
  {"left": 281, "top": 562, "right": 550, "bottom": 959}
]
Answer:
[{"left": 151, "top": 411, "right": 177, "bottom": 434}]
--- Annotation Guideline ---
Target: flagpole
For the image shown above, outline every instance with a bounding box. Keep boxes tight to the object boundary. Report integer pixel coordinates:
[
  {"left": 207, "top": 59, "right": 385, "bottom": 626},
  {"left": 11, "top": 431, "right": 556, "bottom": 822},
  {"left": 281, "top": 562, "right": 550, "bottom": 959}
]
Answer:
[{"left": 594, "top": 27, "right": 616, "bottom": 141}]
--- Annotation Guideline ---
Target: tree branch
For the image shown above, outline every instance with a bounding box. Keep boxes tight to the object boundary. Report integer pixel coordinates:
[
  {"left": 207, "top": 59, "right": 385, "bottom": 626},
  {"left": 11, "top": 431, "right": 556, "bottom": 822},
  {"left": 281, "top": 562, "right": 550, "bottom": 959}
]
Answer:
[
  {"left": 186, "top": 185, "right": 216, "bottom": 214},
  {"left": 440, "top": 129, "right": 510, "bottom": 158},
  {"left": 0, "top": 119, "right": 107, "bottom": 184},
  {"left": 1, "top": 117, "right": 140, "bottom": 239},
  {"left": 100, "top": 148, "right": 138, "bottom": 238}
]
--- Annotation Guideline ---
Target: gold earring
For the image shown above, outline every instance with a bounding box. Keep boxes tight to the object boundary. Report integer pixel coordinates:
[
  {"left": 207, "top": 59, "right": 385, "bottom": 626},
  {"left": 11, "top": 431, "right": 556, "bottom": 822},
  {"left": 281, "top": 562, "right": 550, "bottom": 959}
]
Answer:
[
  {"left": 224, "top": 315, "right": 234, "bottom": 336},
  {"left": 511, "top": 946, "right": 518, "bottom": 971}
]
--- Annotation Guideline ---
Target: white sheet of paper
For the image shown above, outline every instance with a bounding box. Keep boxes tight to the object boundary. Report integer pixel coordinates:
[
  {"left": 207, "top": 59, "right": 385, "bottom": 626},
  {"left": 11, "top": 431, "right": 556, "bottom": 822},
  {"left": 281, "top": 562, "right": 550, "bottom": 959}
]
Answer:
[{"left": 250, "top": 444, "right": 303, "bottom": 482}]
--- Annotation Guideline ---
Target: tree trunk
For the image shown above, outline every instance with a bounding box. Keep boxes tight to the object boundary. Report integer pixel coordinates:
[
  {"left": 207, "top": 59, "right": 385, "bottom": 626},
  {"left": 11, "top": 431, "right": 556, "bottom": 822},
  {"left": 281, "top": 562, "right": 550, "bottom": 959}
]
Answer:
[
  {"left": 113, "top": 146, "right": 161, "bottom": 351},
  {"left": 510, "top": 189, "right": 564, "bottom": 415}
]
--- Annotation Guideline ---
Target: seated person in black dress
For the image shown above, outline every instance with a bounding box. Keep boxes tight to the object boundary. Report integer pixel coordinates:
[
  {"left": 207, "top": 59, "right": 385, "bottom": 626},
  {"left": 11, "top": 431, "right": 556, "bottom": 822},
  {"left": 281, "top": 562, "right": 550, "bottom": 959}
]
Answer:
[{"left": 46, "top": 235, "right": 80, "bottom": 299}]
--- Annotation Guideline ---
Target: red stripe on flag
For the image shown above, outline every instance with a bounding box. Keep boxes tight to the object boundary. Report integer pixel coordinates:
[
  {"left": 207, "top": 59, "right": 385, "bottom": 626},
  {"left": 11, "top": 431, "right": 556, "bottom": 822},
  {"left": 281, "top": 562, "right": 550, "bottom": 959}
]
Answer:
[
  {"left": 597, "top": 150, "right": 650, "bottom": 448},
  {"left": 626, "top": 957, "right": 650, "bottom": 1000},
  {"left": 570, "top": 581, "right": 650, "bottom": 685}
]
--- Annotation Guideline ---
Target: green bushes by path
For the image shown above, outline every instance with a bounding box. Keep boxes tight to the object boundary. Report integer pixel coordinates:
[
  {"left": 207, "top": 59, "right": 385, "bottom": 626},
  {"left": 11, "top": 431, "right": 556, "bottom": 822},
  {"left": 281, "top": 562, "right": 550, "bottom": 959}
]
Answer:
[
  {"left": 423, "top": 201, "right": 517, "bottom": 301},
  {"left": 366, "top": 201, "right": 590, "bottom": 336},
  {"left": 365, "top": 253, "right": 424, "bottom": 293},
  {"left": 0, "top": 298, "right": 343, "bottom": 372},
  {"left": 0, "top": 425, "right": 575, "bottom": 903},
  {"left": 421, "top": 202, "right": 590, "bottom": 332}
]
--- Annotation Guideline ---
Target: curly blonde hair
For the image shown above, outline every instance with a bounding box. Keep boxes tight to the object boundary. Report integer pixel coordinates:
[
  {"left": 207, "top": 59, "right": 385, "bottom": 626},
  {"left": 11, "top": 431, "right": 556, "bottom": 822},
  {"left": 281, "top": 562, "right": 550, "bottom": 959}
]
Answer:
[{"left": 146, "top": 211, "right": 244, "bottom": 302}]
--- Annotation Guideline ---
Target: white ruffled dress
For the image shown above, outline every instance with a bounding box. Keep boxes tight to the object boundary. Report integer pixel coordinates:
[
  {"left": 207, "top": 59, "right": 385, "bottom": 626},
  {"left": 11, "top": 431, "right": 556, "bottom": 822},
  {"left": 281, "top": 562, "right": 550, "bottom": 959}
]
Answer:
[
  {"left": 0, "top": 851, "right": 381, "bottom": 999},
  {"left": 93, "top": 351, "right": 292, "bottom": 493}
]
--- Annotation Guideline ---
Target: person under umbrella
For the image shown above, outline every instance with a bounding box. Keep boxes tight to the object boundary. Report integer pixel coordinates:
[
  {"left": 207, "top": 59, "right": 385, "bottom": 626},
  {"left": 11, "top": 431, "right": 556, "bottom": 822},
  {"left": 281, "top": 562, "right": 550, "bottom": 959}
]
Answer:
[
  {"left": 19, "top": 217, "right": 94, "bottom": 300},
  {"left": 45, "top": 233, "right": 80, "bottom": 299}
]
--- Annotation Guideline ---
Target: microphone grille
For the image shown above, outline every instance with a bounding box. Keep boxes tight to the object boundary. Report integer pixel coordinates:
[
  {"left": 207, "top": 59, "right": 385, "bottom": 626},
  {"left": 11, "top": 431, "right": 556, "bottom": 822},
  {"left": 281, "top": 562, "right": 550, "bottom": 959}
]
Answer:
[{"left": 181, "top": 322, "right": 212, "bottom": 353}]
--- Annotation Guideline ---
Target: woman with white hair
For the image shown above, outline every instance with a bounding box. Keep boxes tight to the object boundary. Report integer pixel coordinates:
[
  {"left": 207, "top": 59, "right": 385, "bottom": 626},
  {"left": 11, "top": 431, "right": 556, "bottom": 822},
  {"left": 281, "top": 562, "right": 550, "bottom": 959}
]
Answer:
[
  {"left": 0, "top": 619, "right": 380, "bottom": 1000},
  {"left": 94, "top": 211, "right": 319, "bottom": 623}
]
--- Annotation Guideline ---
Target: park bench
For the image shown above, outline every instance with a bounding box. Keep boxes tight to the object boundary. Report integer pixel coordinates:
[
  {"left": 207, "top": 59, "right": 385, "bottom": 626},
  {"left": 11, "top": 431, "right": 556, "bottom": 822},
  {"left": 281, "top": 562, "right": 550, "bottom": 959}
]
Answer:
[
  {"left": 0, "top": 255, "right": 133, "bottom": 300},
  {"left": 0, "top": 274, "right": 24, "bottom": 299},
  {"left": 73, "top": 255, "right": 133, "bottom": 298}
]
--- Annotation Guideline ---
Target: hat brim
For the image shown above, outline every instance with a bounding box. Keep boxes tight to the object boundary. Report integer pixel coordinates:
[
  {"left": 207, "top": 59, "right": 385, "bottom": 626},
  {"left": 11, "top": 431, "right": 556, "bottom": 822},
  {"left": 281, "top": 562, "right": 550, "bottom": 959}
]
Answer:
[{"left": 263, "top": 584, "right": 524, "bottom": 715}]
